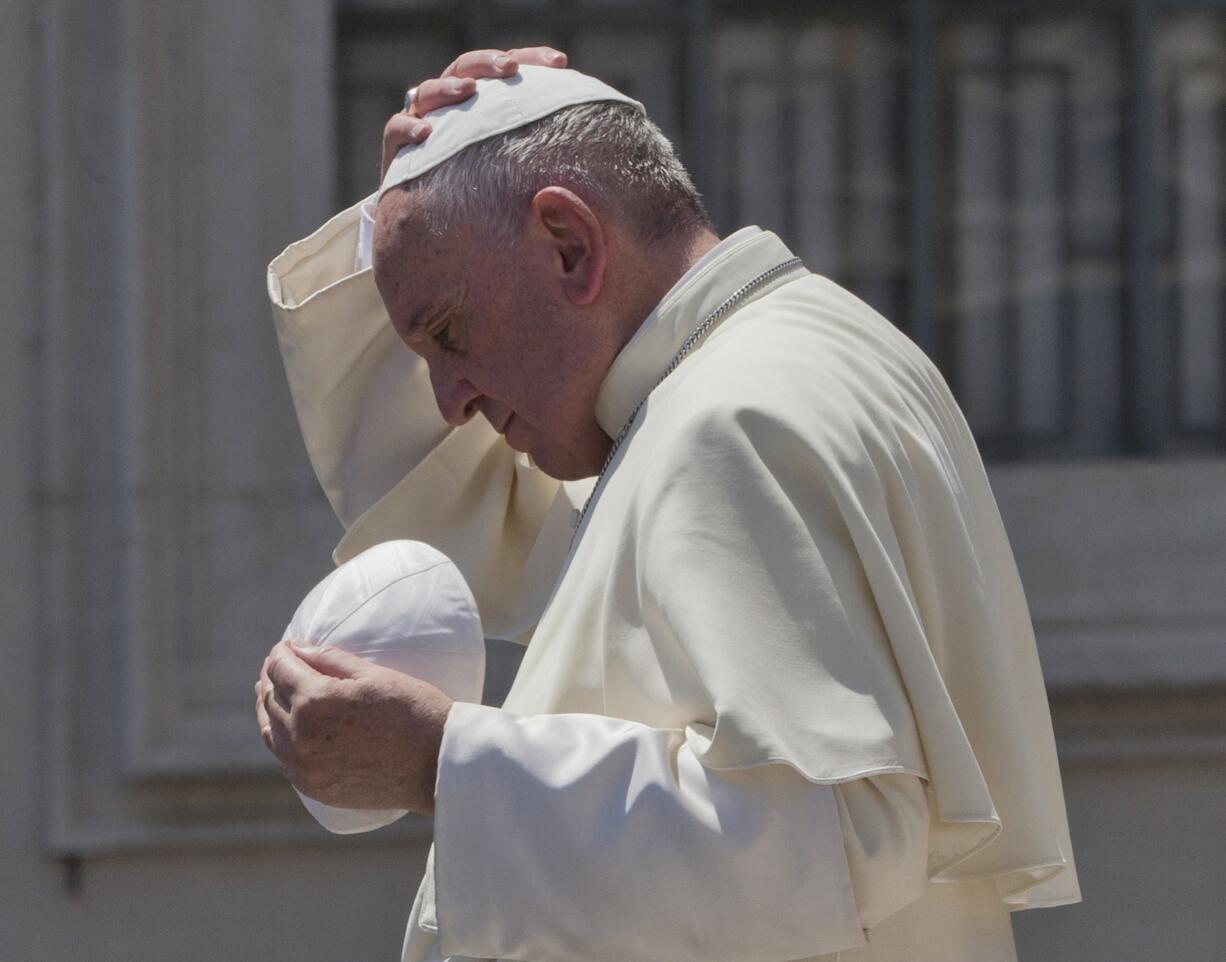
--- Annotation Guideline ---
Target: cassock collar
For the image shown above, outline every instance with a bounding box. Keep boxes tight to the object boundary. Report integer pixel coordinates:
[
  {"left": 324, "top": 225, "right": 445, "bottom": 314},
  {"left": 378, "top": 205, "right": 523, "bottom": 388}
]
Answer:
[{"left": 594, "top": 227, "right": 803, "bottom": 437}]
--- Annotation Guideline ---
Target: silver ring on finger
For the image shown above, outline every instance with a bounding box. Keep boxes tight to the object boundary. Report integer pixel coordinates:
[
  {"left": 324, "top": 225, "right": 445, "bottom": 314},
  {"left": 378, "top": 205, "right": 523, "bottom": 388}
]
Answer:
[{"left": 403, "top": 86, "right": 418, "bottom": 112}]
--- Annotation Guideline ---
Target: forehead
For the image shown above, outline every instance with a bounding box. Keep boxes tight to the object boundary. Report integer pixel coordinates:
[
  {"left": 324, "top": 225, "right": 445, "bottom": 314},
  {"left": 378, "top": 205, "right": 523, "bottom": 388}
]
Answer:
[
  {"left": 372, "top": 189, "right": 447, "bottom": 274},
  {"left": 373, "top": 190, "right": 467, "bottom": 335}
]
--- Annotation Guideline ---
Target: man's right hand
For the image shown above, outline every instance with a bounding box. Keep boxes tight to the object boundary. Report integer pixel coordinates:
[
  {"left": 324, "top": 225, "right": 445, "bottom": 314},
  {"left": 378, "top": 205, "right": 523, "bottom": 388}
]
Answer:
[{"left": 380, "top": 46, "right": 569, "bottom": 180}]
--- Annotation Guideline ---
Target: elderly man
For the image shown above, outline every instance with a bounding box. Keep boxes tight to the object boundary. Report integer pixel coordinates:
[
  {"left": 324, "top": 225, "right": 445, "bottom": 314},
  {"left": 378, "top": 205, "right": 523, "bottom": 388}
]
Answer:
[{"left": 261, "top": 49, "right": 1079, "bottom": 962}]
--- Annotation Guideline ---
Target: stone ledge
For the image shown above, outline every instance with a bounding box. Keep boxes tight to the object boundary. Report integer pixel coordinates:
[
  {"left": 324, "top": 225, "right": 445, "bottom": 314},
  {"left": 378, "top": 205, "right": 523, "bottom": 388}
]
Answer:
[
  {"left": 1037, "top": 621, "right": 1226, "bottom": 692},
  {"left": 1050, "top": 686, "right": 1226, "bottom": 765}
]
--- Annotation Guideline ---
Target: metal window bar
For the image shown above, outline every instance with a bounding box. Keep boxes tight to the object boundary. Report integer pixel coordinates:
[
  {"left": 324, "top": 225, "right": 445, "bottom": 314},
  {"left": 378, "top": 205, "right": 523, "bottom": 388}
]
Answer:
[{"left": 336, "top": 0, "right": 1226, "bottom": 459}]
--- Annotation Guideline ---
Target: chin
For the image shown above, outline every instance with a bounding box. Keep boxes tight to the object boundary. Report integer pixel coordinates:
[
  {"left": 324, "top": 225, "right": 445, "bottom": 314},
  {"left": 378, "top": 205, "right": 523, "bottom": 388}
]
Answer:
[
  {"left": 527, "top": 441, "right": 609, "bottom": 482},
  {"left": 530, "top": 451, "right": 600, "bottom": 482},
  {"left": 510, "top": 421, "right": 611, "bottom": 481}
]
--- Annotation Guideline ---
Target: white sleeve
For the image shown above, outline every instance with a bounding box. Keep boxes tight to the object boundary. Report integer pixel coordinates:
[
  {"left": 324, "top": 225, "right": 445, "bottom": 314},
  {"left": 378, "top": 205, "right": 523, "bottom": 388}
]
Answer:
[
  {"left": 354, "top": 193, "right": 377, "bottom": 272},
  {"left": 426, "top": 703, "right": 928, "bottom": 962},
  {"left": 270, "top": 200, "right": 583, "bottom": 639}
]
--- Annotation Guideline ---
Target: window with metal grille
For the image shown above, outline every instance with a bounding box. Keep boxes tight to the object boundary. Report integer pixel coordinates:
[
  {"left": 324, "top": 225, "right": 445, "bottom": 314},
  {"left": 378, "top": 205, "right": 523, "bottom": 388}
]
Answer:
[{"left": 338, "top": 0, "right": 1226, "bottom": 460}]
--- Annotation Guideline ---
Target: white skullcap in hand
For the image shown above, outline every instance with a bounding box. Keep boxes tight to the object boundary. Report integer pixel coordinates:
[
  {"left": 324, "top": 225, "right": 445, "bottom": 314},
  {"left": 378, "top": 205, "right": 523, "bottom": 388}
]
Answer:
[{"left": 281, "top": 540, "right": 486, "bottom": 834}]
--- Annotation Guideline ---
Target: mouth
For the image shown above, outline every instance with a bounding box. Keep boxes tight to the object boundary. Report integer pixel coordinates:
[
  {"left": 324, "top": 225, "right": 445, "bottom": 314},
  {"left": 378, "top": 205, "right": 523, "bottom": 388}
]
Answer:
[{"left": 495, "top": 413, "right": 524, "bottom": 451}]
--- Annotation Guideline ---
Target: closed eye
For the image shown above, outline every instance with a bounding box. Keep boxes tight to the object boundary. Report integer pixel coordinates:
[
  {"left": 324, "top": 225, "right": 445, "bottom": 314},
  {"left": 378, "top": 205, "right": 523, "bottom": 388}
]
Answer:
[
  {"left": 415, "top": 289, "right": 468, "bottom": 355},
  {"left": 432, "top": 316, "right": 464, "bottom": 354}
]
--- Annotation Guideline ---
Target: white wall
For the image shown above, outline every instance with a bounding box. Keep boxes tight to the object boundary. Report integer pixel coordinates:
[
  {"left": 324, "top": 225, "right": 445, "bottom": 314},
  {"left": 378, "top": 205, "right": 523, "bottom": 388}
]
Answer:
[{"left": 0, "top": 3, "right": 430, "bottom": 959}]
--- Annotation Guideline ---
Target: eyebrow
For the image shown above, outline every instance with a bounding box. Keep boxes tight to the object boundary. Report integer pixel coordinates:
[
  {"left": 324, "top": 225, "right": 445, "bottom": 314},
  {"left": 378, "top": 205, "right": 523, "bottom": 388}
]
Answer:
[{"left": 404, "top": 287, "right": 467, "bottom": 339}]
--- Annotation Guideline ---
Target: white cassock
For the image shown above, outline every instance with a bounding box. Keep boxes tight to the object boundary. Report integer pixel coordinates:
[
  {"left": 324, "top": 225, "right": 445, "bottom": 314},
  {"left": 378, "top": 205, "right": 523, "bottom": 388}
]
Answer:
[{"left": 268, "top": 203, "right": 1080, "bottom": 962}]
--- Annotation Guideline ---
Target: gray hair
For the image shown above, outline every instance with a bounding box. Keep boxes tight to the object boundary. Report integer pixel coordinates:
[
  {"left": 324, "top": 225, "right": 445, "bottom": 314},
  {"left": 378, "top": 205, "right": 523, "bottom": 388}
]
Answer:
[{"left": 400, "top": 101, "right": 712, "bottom": 247}]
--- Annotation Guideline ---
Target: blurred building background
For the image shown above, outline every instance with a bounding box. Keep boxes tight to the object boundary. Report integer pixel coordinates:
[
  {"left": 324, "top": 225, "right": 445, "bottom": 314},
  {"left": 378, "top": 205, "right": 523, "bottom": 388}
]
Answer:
[{"left": 2, "top": 1, "right": 1223, "bottom": 959}]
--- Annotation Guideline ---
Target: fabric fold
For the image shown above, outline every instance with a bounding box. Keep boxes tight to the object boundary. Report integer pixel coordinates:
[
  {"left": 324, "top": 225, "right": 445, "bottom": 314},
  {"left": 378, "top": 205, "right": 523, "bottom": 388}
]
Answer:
[
  {"left": 267, "top": 202, "right": 1080, "bottom": 933},
  {"left": 268, "top": 199, "right": 451, "bottom": 527},
  {"left": 267, "top": 198, "right": 582, "bottom": 642},
  {"left": 502, "top": 254, "right": 1078, "bottom": 909},
  {"left": 431, "top": 703, "right": 868, "bottom": 962}
]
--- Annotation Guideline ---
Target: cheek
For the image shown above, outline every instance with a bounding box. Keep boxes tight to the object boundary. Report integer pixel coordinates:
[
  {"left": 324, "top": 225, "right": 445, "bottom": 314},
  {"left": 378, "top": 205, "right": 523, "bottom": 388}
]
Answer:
[
  {"left": 483, "top": 284, "right": 591, "bottom": 418},
  {"left": 478, "top": 337, "right": 554, "bottom": 405}
]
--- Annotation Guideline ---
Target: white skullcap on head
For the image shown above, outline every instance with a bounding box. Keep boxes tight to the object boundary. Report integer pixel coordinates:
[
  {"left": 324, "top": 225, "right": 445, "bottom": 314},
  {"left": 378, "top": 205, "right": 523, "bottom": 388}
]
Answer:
[
  {"left": 281, "top": 540, "right": 486, "bottom": 835},
  {"left": 378, "top": 64, "right": 644, "bottom": 200}
]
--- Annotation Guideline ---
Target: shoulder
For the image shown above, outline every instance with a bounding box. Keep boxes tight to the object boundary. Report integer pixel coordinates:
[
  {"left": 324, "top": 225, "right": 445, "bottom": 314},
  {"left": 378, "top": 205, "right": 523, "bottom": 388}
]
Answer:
[
  {"left": 636, "top": 274, "right": 964, "bottom": 496},
  {"left": 647, "top": 290, "right": 882, "bottom": 452}
]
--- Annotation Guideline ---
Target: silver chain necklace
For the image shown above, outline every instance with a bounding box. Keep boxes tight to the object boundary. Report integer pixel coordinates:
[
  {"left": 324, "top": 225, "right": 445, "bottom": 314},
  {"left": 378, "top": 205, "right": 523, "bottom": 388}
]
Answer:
[{"left": 569, "top": 257, "right": 804, "bottom": 547}]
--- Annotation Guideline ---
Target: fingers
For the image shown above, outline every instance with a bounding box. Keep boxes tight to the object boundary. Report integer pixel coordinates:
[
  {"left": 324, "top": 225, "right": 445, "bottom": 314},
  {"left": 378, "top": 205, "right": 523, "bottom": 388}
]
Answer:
[
  {"left": 263, "top": 682, "right": 294, "bottom": 734},
  {"left": 292, "top": 643, "right": 372, "bottom": 680},
  {"left": 254, "top": 642, "right": 355, "bottom": 782},
  {"left": 410, "top": 75, "right": 477, "bottom": 116},
  {"left": 255, "top": 652, "right": 314, "bottom": 771},
  {"left": 255, "top": 672, "right": 294, "bottom": 757},
  {"left": 380, "top": 46, "right": 568, "bottom": 180},
  {"left": 384, "top": 111, "right": 431, "bottom": 142},
  {"left": 254, "top": 678, "right": 273, "bottom": 751},
  {"left": 256, "top": 644, "right": 300, "bottom": 755},
  {"left": 381, "top": 113, "right": 432, "bottom": 178},
  {"left": 441, "top": 46, "right": 566, "bottom": 80},
  {"left": 417, "top": 46, "right": 567, "bottom": 114},
  {"left": 264, "top": 640, "right": 319, "bottom": 699},
  {"left": 504, "top": 46, "right": 567, "bottom": 68},
  {"left": 441, "top": 49, "right": 519, "bottom": 80}
]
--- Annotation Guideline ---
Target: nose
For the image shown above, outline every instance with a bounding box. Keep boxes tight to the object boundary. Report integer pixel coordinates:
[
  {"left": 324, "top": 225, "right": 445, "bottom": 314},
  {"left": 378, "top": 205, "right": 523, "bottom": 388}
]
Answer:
[{"left": 430, "top": 367, "right": 482, "bottom": 426}]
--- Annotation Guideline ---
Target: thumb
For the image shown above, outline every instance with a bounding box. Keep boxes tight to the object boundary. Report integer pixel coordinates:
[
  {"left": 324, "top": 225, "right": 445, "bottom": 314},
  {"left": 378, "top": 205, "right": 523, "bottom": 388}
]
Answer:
[{"left": 290, "top": 642, "right": 374, "bottom": 680}]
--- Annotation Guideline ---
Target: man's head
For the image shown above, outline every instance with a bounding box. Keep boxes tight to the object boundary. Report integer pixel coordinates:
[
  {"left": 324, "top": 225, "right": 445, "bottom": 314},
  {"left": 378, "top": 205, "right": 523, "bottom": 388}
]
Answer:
[{"left": 373, "top": 98, "right": 716, "bottom": 480}]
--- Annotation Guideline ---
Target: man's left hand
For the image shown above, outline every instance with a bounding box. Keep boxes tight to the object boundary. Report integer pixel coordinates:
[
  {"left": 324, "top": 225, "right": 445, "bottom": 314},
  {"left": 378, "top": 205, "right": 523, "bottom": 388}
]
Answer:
[{"left": 255, "top": 641, "right": 452, "bottom": 815}]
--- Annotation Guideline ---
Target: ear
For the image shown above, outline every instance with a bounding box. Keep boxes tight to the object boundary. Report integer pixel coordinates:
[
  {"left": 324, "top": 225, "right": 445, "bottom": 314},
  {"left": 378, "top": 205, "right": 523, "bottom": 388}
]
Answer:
[{"left": 528, "top": 186, "right": 607, "bottom": 306}]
